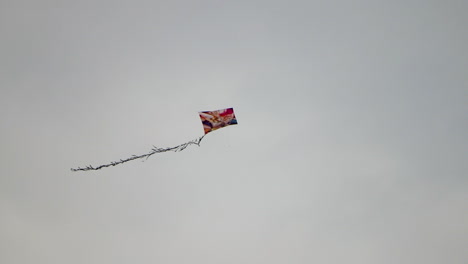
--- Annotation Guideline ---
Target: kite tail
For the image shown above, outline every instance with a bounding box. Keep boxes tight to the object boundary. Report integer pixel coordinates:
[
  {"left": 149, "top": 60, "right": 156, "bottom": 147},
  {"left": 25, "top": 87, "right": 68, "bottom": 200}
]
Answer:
[{"left": 71, "top": 135, "right": 206, "bottom": 172}]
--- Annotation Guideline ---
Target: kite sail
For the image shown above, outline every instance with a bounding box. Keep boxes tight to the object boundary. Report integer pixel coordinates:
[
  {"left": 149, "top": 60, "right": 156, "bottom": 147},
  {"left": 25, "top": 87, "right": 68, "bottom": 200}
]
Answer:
[
  {"left": 71, "top": 107, "right": 237, "bottom": 172},
  {"left": 199, "top": 107, "right": 238, "bottom": 134}
]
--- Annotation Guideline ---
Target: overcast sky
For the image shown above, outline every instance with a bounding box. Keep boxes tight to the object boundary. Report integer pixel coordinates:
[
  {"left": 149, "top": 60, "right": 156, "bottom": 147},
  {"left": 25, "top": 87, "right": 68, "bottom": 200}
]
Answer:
[{"left": 1, "top": 1, "right": 467, "bottom": 263}]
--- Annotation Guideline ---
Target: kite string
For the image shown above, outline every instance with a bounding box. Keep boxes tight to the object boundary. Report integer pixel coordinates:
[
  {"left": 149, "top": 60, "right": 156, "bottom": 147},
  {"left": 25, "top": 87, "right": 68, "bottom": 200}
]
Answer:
[{"left": 71, "top": 135, "right": 205, "bottom": 172}]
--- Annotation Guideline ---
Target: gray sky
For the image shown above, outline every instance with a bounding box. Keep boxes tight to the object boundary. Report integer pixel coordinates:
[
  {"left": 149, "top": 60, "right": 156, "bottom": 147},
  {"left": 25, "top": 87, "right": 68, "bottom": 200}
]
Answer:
[{"left": 1, "top": 1, "right": 467, "bottom": 263}]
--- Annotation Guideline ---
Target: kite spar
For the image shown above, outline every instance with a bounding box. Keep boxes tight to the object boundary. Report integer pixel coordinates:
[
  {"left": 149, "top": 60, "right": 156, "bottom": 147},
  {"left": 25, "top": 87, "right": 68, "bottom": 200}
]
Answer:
[{"left": 71, "top": 108, "right": 237, "bottom": 171}]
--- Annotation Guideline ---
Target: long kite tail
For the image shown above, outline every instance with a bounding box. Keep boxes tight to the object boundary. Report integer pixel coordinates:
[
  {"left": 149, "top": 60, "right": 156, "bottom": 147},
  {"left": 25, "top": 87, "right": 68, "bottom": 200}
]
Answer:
[{"left": 71, "top": 135, "right": 205, "bottom": 172}]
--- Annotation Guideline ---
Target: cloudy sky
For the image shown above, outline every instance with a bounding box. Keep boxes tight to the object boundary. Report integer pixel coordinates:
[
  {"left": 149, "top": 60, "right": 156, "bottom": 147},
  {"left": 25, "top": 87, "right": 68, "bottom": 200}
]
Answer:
[{"left": 1, "top": 1, "right": 467, "bottom": 263}]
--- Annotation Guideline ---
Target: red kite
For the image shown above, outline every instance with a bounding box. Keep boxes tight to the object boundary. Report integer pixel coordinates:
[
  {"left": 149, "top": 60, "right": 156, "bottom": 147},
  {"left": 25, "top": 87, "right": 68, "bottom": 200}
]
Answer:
[{"left": 72, "top": 108, "right": 238, "bottom": 171}]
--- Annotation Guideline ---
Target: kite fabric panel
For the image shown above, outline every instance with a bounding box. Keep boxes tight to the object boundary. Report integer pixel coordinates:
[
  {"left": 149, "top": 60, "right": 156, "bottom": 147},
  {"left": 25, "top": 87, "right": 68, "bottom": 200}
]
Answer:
[
  {"left": 71, "top": 108, "right": 237, "bottom": 172},
  {"left": 199, "top": 107, "right": 238, "bottom": 134}
]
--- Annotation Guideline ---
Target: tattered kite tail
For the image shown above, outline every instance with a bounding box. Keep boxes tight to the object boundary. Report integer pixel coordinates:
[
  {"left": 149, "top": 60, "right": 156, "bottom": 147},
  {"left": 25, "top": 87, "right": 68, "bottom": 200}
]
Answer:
[{"left": 71, "top": 135, "right": 205, "bottom": 172}]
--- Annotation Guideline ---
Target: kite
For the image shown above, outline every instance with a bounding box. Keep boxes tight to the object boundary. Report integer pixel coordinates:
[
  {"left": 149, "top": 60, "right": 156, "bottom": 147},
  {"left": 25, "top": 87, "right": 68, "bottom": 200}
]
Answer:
[
  {"left": 199, "top": 107, "right": 238, "bottom": 134},
  {"left": 71, "top": 108, "right": 238, "bottom": 171}
]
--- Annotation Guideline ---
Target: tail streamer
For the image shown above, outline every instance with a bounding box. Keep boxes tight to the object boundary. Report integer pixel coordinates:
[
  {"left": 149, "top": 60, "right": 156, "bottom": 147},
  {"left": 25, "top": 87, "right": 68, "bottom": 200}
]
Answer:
[{"left": 71, "top": 135, "right": 205, "bottom": 172}]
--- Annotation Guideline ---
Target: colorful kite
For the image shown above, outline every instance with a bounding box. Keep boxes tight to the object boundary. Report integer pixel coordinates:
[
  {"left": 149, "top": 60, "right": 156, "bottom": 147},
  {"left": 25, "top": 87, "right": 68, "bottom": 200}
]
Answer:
[
  {"left": 199, "top": 107, "right": 238, "bottom": 134},
  {"left": 71, "top": 108, "right": 238, "bottom": 171}
]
